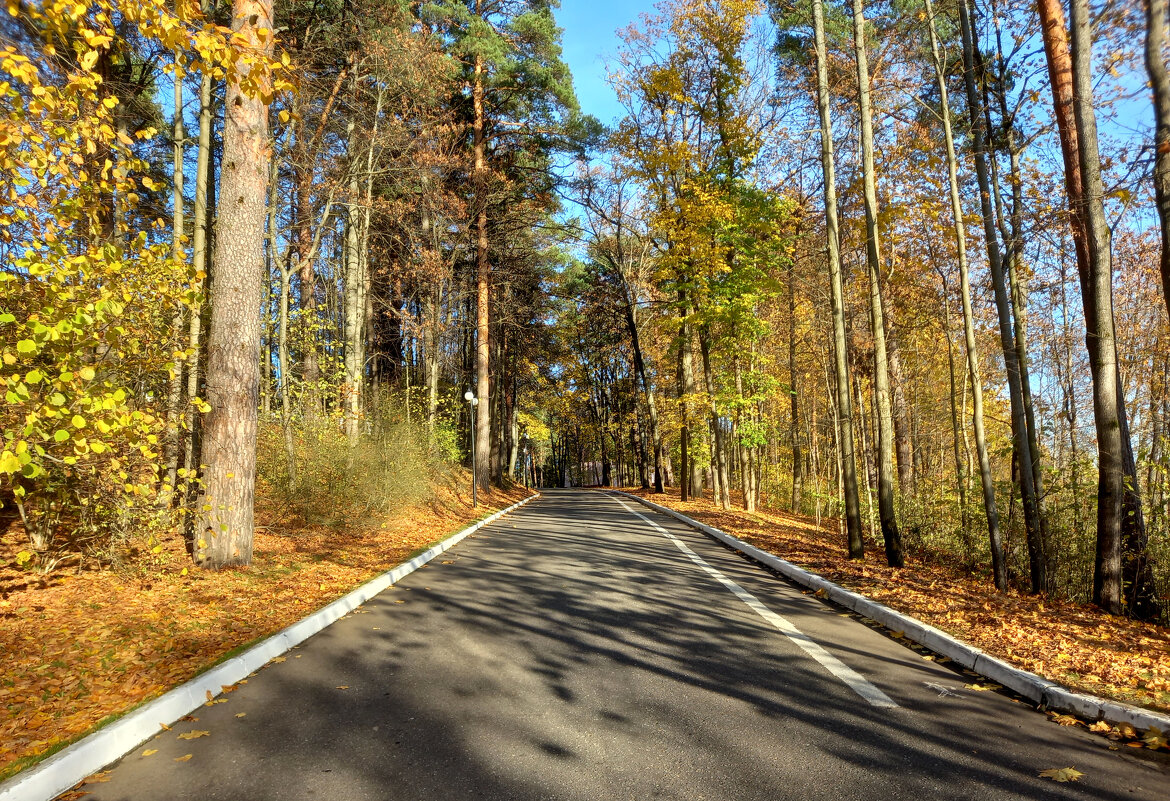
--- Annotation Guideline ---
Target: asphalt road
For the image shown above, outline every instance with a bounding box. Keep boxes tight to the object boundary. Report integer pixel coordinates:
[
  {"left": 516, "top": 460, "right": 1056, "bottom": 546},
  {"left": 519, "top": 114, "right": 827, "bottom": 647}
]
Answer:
[{"left": 78, "top": 489, "right": 1170, "bottom": 800}]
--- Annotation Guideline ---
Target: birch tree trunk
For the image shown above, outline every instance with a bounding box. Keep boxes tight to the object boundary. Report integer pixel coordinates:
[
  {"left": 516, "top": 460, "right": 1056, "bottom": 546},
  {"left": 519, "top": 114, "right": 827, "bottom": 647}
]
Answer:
[
  {"left": 814, "top": 0, "right": 863, "bottom": 558},
  {"left": 193, "top": 0, "right": 274, "bottom": 569},
  {"left": 851, "top": 0, "right": 903, "bottom": 567}
]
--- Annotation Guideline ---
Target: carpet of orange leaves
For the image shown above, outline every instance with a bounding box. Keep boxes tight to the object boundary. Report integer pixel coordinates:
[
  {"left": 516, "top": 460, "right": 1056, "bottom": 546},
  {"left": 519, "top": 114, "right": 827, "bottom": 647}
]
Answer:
[
  {"left": 0, "top": 474, "right": 531, "bottom": 778},
  {"left": 625, "top": 487, "right": 1170, "bottom": 716}
]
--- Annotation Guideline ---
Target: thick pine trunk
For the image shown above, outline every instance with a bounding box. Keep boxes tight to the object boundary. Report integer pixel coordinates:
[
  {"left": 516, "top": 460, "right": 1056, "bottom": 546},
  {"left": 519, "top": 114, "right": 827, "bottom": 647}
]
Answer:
[
  {"left": 193, "top": 0, "right": 273, "bottom": 569},
  {"left": 851, "top": 0, "right": 903, "bottom": 567},
  {"left": 813, "top": 0, "right": 864, "bottom": 558}
]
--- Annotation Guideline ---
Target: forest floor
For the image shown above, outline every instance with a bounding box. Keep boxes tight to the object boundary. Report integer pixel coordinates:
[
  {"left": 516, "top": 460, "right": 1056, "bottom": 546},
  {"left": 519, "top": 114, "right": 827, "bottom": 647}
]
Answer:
[
  {"left": 621, "top": 486, "right": 1170, "bottom": 721},
  {"left": 0, "top": 473, "right": 532, "bottom": 780}
]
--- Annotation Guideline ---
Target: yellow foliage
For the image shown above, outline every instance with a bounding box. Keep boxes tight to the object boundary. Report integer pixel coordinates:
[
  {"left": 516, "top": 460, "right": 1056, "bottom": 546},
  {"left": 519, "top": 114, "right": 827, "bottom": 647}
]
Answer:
[{"left": 0, "top": 1, "right": 291, "bottom": 562}]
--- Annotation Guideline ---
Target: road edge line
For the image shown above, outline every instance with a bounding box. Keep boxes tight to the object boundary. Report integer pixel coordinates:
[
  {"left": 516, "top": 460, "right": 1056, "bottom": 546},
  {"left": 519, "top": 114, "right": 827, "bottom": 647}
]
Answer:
[
  {"left": 0, "top": 492, "right": 539, "bottom": 801},
  {"left": 610, "top": 490, "right": 1170, "bottom": 734}
]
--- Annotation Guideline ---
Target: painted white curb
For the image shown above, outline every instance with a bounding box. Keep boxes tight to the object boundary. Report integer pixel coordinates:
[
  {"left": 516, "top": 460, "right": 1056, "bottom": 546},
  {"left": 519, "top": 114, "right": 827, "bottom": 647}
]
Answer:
[
  {"left": 613, "top": 490, "right": 1170, "bottom": 734},
  {"left": 0, "top": 492, "right": 539, "bottom": 801}
]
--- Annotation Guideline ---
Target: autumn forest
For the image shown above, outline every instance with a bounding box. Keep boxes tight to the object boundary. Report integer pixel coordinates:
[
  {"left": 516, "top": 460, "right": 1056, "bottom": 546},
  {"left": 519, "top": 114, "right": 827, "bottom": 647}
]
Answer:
[{"left": 2, "top": 0, "right": 1170, "bottom": 779}]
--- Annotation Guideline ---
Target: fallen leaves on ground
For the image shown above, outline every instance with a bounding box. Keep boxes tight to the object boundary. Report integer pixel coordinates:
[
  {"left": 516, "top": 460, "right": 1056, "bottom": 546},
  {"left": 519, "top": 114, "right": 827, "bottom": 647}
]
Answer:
[
  {"left": 1144, "top": 726, "right": 1169, "bottom": 749},
  {"left": 1039, "top": 767, "right": 1084, "bottom": 782},
  {"left": 176, "top": 730, "right": 209, "bottom": 740},
  {"left": 0, "top": 475, "right": 531, "bottom": 776},
  {"left": 625, "top": 488, "right": 1170, "bottom": 719}
]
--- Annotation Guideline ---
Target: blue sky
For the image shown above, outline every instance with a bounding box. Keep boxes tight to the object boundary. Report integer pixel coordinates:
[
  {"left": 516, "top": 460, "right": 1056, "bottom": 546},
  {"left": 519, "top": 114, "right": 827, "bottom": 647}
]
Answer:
[{"left": 556, "top": 0, "right": 659, "bottom": 126}]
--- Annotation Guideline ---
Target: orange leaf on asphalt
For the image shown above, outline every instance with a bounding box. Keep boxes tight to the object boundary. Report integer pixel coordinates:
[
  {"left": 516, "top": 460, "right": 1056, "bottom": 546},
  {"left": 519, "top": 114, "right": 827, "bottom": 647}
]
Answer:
[
  {"left": 174, "top": 754, "right": 192, "bottom": 762},
  {"left": 177, "top": 730, "right": 209, "bottom": 740}
]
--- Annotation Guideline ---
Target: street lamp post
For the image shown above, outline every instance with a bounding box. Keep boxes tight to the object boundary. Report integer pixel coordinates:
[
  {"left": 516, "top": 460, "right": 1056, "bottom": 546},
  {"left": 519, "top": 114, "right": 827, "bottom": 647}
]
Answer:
[{"left": 464, "top": 390, "right": 478, "bottom": 508}]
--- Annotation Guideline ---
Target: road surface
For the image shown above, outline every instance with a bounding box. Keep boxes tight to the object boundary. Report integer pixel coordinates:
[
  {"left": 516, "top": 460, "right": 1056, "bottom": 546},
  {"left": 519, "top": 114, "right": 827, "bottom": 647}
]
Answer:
[{"left": 78, "top": 489, "right": 1170, "bottom": 800}]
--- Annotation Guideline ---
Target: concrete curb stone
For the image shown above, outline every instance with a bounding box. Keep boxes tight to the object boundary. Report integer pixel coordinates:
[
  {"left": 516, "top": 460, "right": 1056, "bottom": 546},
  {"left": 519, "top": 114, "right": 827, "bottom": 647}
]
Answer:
[
  {"left": 0, "top": 493, "right": 539, "bottom": 801},
  {"left": 613, "top": 490, "right": 1170, "bottom": 734}
]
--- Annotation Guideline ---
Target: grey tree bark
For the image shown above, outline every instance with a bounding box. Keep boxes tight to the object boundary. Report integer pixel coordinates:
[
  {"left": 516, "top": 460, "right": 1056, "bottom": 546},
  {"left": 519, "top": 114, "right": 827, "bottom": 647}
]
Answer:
[
  {"left": 183, "top": 56, "right": 213, "bottom": 487},
  {"left": 960, "top": 0, "right": 1046, "bottom": 591},
  {"left": 813, "top": 0, "right": 864, "bottom": 558},
  {"left": 163, "top": 56, "right": 186, "bottom": 506},
  {"left": 850, "top": 0, "right": 903, "bottom": 567},
  {"left": 925, "top": 0, "right": 1006, "bottom": 589},
  {"left": 193, "top": 0, "right": 274, "bottom": 569},
  {"left": 472, "top": 41, "right": 492, "bottom": 493},
  {"left": 1147, "top": 0, "right": 1170, "bottom": 319},
  {"left": 1068, "top": 0, "right": 1159, "bottom": 617}
]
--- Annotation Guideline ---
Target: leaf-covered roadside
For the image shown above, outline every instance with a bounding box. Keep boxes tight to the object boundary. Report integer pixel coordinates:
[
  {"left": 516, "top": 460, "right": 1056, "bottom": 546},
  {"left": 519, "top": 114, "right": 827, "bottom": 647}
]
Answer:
[
  {"left": 0, "top": 476, "right": 531, "bottom": 777},
  {"left": 623, "top": 488, "right": 1170, "bottom": 717}
]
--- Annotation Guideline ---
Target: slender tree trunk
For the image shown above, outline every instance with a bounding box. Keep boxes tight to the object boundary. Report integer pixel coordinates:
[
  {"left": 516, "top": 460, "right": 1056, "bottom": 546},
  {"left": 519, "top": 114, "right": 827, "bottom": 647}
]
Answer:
[
  {"left": 183, "top": 48, "right": 215, "bottom": 484},
  {"left": 193, "top": 0, "right": 274, "bottom": 569},
  {"left": 279, "top": 254, "right": 296, "bottom": 489},
  {"left": 164, "top": 56, "right": 186, "bottom": 506},
  {"left": 343, "top": 145, "right": 363, "bottom": 444},
  {"left": 1147, "top": 0, "right": 1170, "bottom": 319},
  {"left": 813, "top": 0, "right": 863, "bottom": 558},
  {"left": 926, "top": 0, "right": 1006, "bottom": 589},
  {"left": 887, "top": 323, "right": 914, "bottom": 496},
  {"left": 789, "top": 255, "right": 802, "bottom": 511},
  {"left": 425, "top": 282, "right": 442, "bottom": 437},
  {"left": 622, "top": 282, "right": 665, "bottom": 492},
  {"left": 472, "top": 41, "right": 491, "bottom": 494},
  {"left": 700, "top": 328, "right": 730, "bottom": 509},
  {"left": 962, "top": 0, "right": 1046, "bottom": 591},
  {"left": 851, "top": 0, "right": 902, "bottom": 567},
  {"left": 942, "top": 285, "right": 970, "bottom": 547},
  {"left": 678, "top": 300, "right": 694, "bottom": 501},
  {"left": 1067, "top": 0, "right": 1159, "bottom": 617},
  {"left": 295, "top": 128, "right": 318, "bottom": 396}
]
